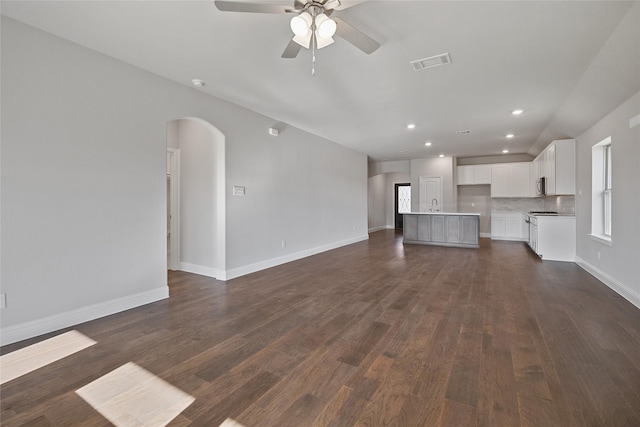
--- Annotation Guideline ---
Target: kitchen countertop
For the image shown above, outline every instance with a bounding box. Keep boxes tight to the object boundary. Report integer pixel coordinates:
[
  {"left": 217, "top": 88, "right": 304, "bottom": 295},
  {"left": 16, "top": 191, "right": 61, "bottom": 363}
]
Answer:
[
  {"left": 404, "top": 212, "right": 481, "bottom": 216},
  {"left": 528, "top": 213, "right": 576, "bottom": 218}
]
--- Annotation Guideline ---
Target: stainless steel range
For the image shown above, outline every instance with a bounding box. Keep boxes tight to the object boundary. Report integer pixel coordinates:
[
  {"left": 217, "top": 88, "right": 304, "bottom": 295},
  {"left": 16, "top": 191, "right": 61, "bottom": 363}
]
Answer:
[{"left": 528, "top": 211, "right": 559, "bottom": 216}]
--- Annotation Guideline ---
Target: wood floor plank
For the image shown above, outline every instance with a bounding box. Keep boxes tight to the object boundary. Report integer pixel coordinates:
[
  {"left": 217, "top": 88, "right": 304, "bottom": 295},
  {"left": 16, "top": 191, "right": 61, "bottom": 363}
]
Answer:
[
  {"left": 2, "top": 232, "right": 640, "bottom": 426},
  {"left": 188, "top": 371, "right": 279, "bottom": 426},
  {"left": 336, "top": 321, "right": 391, "bottom": 367},
  {"left": 439, "top": 398, "right": 477, "bottom": 427}
]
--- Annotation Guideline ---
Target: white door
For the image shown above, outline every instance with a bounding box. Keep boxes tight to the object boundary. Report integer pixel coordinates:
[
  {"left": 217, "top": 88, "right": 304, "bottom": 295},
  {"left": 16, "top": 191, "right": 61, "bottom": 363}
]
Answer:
[{"left": 419, "top": 176, "right": 442, "bottom": 212}]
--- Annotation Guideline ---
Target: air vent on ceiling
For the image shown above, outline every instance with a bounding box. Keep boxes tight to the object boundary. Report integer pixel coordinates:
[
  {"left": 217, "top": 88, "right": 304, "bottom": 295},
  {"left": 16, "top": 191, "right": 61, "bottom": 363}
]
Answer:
[
  {"left": 410, "top": 53, "right": 452, "bottom": 71},
  {"left": 456, "top": 130, "right": 472, "bottom": 134}
]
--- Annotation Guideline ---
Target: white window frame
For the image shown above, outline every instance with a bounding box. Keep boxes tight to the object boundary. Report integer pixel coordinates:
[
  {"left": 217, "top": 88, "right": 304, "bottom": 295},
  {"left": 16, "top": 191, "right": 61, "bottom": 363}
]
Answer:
[
  {"left": 590, "top": 136, "right": 612, "bottom": 245},
  {"left": 603, "top": 144, "right": 612, "bottom": 237}
]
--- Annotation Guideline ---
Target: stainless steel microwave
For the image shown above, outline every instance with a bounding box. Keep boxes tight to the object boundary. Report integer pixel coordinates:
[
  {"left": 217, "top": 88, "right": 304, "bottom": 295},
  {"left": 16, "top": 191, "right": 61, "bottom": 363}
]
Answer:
[{"left": 536, "top": 176, "right": 547, "bottom": 196}]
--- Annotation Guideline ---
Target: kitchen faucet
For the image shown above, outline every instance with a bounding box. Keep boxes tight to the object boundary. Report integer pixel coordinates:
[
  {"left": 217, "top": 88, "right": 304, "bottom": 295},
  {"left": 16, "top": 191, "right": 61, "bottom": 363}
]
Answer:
[{"left": 428, "top": 198, "right": 440, "bottom": 212}]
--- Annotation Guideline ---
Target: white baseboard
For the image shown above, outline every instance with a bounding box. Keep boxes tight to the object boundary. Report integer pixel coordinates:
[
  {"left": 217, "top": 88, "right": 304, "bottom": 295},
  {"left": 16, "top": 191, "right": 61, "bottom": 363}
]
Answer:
[
  {"left": 224, "top": 234, "right": 369, "bottom": 281},
  {"left": 575, "top": 256, "right": 640, "bottom": 310},
  {"left": 0, "top": 287, "right": 169, "bottom": 346},
  {"left": 368, "top": 225, "right": 394, "bottom": 233},
  {"left": 489, "top": 236, "right": 527, "bottom": 241},
  {"left": 179, "top": 262, "right": 225, "bottom": 280}
]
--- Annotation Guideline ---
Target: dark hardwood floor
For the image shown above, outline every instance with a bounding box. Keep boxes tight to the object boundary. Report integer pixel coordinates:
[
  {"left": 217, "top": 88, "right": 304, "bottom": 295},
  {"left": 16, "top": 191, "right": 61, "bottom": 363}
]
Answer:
[{"left": 2, "top": 230, "right": 640, "bottom": 426}]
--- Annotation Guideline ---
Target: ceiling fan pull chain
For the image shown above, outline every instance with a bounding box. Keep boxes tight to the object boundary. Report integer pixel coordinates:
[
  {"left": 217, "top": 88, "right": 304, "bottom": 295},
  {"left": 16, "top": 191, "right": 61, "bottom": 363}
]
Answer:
[{"left": 311, "top": 27, "right": 316, "bottom": 75}]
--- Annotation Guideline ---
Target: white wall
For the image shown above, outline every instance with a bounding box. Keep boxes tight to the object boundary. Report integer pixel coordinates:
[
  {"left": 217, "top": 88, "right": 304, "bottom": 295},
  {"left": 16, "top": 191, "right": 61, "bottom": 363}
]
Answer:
[
  {"left": 457, "top": 185, "right": 491, "bottom": 234},
  {"left": 368, "top": 174, "right": 386, "bottom": 231},
  {"left": 0, "top": 18, "right": 368, "bottom": 344},
  {"left": 410, "top": 157, "right": 456, "bottom": 213},
  {"left": 368, "top": 160, "right": 411, "bottom": 177},
  {"left": 575, "top": 91, "right": 640, "bottom": 309},
  {"left": 367, "top": 172, "right": 411, "bottom": 231}
]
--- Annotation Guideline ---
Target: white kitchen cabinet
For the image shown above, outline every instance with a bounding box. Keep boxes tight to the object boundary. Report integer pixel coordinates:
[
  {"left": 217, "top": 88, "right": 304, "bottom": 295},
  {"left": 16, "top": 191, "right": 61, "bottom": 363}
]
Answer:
[
  {"left": 491, "top": 212, "right": 526, "bottom": 241},
  {"left": 545, "top": 143, "right": 556, "bottom": 194},
  {"left": 528, "top": 216, "right": 576, "bottom": 261},
  {"left": 490, "top": 163, "right": 531, "bottom": 198},
  {"left": 490, "top": 165, "right": 509, "bottom": 196},
  {"left": 533, "top": 139, "right": 575, "bottom": 195},
  {"left": 457, "top": 165, "right": 491, "bottom": 185},
  {"left": 474, "top": 165, "right": 492, "bottom": 184},
  {"left": 510, "top": 163, "right": 530, "bottom": 196},
  {"left": 530, "top": 158, "right": 539, "bottom": 197},
  {"left": 458, "top": 165, "right": 473, "bottom": 185},
  {"left": 491, "top": 216, "right": 506, "bottom": 238}
]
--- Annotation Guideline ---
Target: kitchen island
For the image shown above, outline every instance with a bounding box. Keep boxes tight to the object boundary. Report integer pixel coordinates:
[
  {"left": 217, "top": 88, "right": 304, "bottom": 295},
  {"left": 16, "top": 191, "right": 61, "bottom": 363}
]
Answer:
[{"left": 403, "top": 212, "right": 480, "bottom": 248}]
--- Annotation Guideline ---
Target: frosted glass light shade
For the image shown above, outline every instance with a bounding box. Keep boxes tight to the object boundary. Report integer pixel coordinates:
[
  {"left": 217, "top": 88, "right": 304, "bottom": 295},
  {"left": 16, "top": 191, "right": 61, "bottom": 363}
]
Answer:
[
  {"left": 315, "top": 34, "right": 334, "bottom": 49},
  {"left": 315, "top": 14, "right": 337, "bottom": 38},
  {"left": 292, "top": 32, "right": 312, "bottom": 48},
  {"left": 290, "top": 12, "right": 312, "bottom": 37}
]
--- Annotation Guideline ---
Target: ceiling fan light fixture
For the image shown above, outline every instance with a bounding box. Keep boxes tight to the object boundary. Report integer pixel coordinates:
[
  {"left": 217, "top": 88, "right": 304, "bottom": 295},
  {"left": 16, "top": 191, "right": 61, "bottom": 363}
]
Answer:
[
  {"left": 315, "top": 34, "right": 335, "bottom": 49},
  {"left": 290, "top": 12, "right": 312, "bottom": 37},
  {"left": 292, "top": 32, "right": 312, "bottom": 48},
  {"left": 315, "top": 14, "right": 337, "bottom": 39},
  {"left": 324, "top": 0, "right": 341, "bottom": 10}
]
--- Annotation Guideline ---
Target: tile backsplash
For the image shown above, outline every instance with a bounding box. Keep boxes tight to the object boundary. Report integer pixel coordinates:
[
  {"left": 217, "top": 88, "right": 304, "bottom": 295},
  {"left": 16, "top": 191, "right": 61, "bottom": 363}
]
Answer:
[
  {"left": 491, "top": 195, "right": 575, "bottom": 214},
  {"left": 545, "top": 195, "right": 576, "bottom": 214},
  {"left": 491, "top": 198, "right": 544, "bottom": 212}
]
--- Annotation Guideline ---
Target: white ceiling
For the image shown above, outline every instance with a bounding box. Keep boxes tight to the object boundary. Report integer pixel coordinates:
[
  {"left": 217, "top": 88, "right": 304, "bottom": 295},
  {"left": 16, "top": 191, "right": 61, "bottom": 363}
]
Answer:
[{"left": 3, "top": 1, "right": 639, "bottom": 161}]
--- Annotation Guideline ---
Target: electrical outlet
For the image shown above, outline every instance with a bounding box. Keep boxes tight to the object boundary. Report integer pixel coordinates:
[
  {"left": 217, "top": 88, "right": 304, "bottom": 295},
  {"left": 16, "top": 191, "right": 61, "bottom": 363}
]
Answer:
[
  {"left": 597, "top": 250, "right": 601, "bottom": 260},
  {"left": 281, "top": 240, "right": 286, "bottom": 248},
  {"left": 0, "top": 293, "right": 6, "bottom": 309}
]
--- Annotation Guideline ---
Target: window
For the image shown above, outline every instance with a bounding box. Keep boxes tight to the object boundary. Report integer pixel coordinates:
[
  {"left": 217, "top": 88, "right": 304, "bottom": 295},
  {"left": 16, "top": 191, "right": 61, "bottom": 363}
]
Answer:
[
  {"left": 397, "top": 185, "right": 411, "bottom": 214},
  {"left": 603, "top": 144, "right": 612, "bottom": 236},
  {"left": 591, "top": 136, "right": 612, "bottom": 244}
]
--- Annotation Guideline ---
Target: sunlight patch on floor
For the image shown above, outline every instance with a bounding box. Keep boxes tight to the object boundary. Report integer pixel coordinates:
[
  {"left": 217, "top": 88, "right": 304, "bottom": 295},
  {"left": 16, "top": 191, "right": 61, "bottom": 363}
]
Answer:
[
  {"left": 76, "top": 362, "right": 195, "bottom": 427},
  {"left": 219, "top": 418, "right": 247, "bottom": 427},
  {"left": 0, "top": 330, "right": 96, "bottom": 385}
]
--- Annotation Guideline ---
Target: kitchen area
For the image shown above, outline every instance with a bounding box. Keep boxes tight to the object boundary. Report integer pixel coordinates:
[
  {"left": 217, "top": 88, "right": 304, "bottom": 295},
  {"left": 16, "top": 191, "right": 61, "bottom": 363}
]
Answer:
[{"left": 457, "top": 139, "right": 577, "bottom": 262}]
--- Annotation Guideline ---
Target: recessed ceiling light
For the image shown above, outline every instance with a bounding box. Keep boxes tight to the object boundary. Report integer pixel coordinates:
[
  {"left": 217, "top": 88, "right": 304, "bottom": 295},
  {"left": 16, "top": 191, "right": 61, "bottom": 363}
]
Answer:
[
  {"left": 506, "top": 134, "right": 514, "bottom": 138},
  {"left": 192, "top": 79, "right": 206, "bottom": 87},
  {"left": 407, "top": 124, "right": 416, "bottom": 129},
  {"left": 502, "top": 149, "right": 509, "bottom": 153},
  {"left": 425, "top": 142, "right": 432, "bottom": 146},
  {"left": 439, "top": 154, "right": 445, "bottom": 158},
  {"left": 512, "top": 109, "right": 523, "bottom": 115}
]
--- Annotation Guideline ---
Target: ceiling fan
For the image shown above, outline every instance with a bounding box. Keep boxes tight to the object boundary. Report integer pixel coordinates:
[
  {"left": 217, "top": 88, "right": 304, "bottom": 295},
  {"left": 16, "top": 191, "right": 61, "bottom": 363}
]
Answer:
[{"left": 214, "top": 0, "right": 380, "bottom": 59}]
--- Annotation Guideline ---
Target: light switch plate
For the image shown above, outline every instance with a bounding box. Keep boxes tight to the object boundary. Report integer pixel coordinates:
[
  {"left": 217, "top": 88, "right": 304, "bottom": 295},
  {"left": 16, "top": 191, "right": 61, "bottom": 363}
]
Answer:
[
  {"left": 1, "top": 293, "right": 6, "bottom": 309},
  {"left": 233, "top": 186, "right": 246, "bottom": 196}
]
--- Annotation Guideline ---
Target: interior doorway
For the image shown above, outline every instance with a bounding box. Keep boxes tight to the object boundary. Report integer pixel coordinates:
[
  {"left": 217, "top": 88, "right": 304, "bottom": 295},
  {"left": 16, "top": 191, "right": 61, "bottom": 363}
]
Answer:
[
  {"left": 166, "top": 118, "right": 226, "bottom": 279},
  {"left": 167, "top": 148, "right": 180, "bottom": 271},
  {"left": 394, "top": 183, "right": 411, "bottom": 228}
]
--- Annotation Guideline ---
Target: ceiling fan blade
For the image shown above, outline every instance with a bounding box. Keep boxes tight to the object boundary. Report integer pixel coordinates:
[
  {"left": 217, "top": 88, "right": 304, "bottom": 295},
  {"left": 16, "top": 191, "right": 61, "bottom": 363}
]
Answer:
[
  {"left": 282, "top": 39, "right": 303, "bottom": 58},
  {"left": 324, "top": 0, "right": 341, "bottom": 10},
  {"left": 332, "top": 0, "right": 366, "bottom": 11},
  {"left": 333, "top": 17, "right": 380, "bottom": 54},
  {"left": 214, "top": 1, "right": 290, "bottom": 14}
]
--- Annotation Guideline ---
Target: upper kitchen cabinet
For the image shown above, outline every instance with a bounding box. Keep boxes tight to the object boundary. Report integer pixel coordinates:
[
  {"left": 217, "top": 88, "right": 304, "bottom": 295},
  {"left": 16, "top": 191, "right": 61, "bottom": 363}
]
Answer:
[
  {"left": 534, "top": 139, "right": 576, "bottom": 195},
  {"left": 457, "top": 165, "right": 491, "bottom": 185},
  {"left": 490, "top": 162, "right": 531, "bottom": 198}
]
